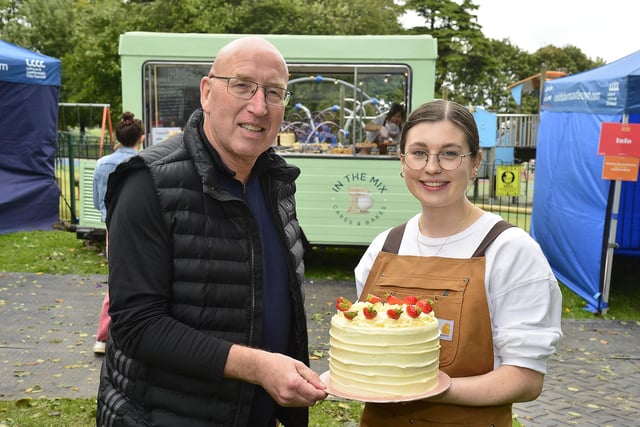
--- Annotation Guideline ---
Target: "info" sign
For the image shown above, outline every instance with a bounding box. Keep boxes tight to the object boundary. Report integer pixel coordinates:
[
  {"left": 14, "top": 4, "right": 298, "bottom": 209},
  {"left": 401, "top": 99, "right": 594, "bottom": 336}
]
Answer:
[{"left": 598, "top": 122, "right": 640, "bottom": 157}]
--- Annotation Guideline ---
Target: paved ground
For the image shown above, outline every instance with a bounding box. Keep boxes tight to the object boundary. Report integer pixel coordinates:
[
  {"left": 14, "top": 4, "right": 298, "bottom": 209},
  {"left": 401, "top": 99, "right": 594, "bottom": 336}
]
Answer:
[{"left": 1, "top": 272, "right": 639, "bottom": 426}]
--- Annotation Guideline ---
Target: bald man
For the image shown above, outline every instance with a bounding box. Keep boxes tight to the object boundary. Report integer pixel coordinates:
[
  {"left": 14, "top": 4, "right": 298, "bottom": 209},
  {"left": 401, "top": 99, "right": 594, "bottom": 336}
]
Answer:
[{"left": 97, "top": 37, "right": 326, "bottom": 427}]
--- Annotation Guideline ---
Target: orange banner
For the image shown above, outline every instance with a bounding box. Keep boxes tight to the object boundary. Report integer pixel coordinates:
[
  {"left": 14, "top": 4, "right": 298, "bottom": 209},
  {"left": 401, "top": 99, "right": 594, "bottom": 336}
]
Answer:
[{"left": 601, "top": 155, "right": 640, "bottom": 181}]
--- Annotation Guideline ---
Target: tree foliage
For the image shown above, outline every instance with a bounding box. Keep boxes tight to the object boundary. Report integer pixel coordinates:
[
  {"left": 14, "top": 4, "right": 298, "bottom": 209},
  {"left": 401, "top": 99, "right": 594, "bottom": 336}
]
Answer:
[
  {"left": 404, "top": 0, "right": 490, "bottom": 104},
  {"left": 0, "top": 0, "right": 604, "bottom": 119}
]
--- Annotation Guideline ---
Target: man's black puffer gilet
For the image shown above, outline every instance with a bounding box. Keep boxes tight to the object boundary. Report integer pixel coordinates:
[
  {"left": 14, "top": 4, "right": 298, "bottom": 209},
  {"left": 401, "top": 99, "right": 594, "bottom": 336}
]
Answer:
[{"left": 97, "top": 109, "right": 309, "bottom": 427}]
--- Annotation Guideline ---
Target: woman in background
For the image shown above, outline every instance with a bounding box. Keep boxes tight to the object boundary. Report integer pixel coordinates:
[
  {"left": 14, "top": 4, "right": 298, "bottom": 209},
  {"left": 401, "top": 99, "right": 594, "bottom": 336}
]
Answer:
[
  {"left": 364, "top": 102, "right": 405, "bottom": 144},
  {"left": 91, "top": 111, "right": 144, "bottom": 354}
]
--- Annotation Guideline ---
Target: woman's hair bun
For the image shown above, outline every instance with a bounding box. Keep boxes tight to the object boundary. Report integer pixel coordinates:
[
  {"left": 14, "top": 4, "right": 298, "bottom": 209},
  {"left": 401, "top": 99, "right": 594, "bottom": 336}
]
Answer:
[{"left": 121, "top": 111, "right": 135, "bottom": 125}]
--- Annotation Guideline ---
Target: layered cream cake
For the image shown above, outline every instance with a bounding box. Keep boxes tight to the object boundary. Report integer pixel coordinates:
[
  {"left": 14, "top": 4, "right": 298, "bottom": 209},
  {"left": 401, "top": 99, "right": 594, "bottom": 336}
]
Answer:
[{"left": 328, "top": 295, "right": 441, "bottom": 398}]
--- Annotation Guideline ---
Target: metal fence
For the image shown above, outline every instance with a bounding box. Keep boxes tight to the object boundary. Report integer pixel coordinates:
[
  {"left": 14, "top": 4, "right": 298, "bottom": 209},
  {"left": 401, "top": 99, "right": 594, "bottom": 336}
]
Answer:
[
  {"left": 56, "top": 132, "right": 114, "bottom": 226},
  {"left": 467, "top": 163, "right": 534, "bottom": 231},
  {"left": 496, "top": 114, "right": 539, "bottom": 148}
]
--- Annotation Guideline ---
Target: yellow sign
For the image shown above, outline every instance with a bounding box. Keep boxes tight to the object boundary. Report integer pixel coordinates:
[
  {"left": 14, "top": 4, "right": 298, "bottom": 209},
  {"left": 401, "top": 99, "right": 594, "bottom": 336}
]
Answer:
[{"left": 496, "top": 165, "right": 521, "bottom": 196}]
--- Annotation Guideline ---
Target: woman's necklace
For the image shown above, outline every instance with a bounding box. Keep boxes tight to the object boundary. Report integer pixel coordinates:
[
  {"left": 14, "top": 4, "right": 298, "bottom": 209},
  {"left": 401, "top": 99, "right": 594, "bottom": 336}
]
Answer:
[{"left": 416, "top": 214, "right": 468, "bottom": 257}]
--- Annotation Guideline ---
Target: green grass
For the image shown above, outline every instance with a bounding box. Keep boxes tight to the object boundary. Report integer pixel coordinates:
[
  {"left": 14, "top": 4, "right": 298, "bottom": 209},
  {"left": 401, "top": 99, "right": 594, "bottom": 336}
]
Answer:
[
  {"left": 1, "top": 229, "right": 637, "bottom": 426},
  {"left": 0, "top": 398, "right": 525, "bottom": 427},
  {"left": 0, "top": 230, "right": 107, "bottom": 275},
  {"left": 0, "top": 398, "right": 96, "bottom": 427},
  {"left": 557, "top": 254, "right": 640, "bottom": 320},
  {"left": 304, "top": 245, "right": 365, "bottom": 281},
  {"left": 0, "top": 398, "right": 524, "bottom": 427}
]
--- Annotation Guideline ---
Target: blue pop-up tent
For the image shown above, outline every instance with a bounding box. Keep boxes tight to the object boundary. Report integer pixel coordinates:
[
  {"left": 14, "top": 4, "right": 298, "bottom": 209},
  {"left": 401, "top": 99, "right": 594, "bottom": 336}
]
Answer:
[
  {"left": 0, "top": 40, "right": 61, "bottom": 234},
  {"left": 532, "top": 50, "right": 640, "bottom": 313}
]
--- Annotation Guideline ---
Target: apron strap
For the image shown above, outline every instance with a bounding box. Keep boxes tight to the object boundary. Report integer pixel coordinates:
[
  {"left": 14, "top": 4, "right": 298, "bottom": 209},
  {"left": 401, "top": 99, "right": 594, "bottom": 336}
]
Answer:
[
  {"left": 381, "top": 223, "right": 406, "bottom": 254},
  {"left": 381, "top": 220, "right": 514, "bottom": 257},
  {"left": 471, "top": 220, "right": 514, "bottom": 257}
]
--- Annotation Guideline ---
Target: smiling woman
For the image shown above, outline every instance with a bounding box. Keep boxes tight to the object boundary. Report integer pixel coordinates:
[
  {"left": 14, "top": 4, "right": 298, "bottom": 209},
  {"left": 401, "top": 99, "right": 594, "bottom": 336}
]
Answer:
[{"left": 353, "top": 99, "right": 563, "bottom": 427}]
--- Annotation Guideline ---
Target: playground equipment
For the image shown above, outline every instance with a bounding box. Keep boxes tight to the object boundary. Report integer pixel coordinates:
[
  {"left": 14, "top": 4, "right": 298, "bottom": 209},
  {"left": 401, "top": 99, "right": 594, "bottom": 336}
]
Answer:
[{"left": 56, "top": 103, "right": 114, "bottom": 231}]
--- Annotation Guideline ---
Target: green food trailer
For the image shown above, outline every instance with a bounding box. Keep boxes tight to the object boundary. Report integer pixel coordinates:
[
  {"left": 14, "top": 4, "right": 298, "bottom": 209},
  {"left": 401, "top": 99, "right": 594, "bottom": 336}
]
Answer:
[{"left": 111, "top": 31, "right": 437, "bottom": 246}]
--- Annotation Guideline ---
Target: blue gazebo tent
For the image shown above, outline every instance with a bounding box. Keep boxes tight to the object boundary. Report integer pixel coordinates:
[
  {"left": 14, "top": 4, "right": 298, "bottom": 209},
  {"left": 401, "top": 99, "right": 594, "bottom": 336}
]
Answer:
[
  {"left": 0, "top": 40, "right": 61, "bottom": 234},
  {"left": 532, "top": 50, "right": 640, "bottom": 313}
]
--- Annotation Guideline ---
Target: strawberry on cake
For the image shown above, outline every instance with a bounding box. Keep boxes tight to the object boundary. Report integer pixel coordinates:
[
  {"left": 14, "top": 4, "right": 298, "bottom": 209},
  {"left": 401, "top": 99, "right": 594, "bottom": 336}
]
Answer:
[{"left": 327, "top": 294, "right": 441, "bottom": 399}]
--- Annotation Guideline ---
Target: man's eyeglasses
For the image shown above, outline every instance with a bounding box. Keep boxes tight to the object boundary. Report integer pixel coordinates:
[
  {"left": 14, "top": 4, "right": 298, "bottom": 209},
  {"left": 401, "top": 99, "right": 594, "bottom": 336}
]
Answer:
[
  {"left": 209, "top": 75, "right": 292, "bottom": 107},
  {"left": 401, "top": 150, "right": 474, "bottom": 171}
]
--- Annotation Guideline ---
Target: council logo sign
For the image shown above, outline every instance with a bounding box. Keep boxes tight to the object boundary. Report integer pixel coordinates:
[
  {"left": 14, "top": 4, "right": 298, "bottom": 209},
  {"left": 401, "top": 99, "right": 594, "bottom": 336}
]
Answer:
[{"left": 25, "top": 58, "right": 47, "bottom": 80}]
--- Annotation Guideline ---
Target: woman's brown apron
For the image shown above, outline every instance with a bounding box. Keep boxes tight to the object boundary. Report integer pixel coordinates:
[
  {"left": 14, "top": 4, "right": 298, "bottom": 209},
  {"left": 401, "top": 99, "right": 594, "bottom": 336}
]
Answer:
[{"left": 358, "top": 221, "right": 513, "bottom": 427}]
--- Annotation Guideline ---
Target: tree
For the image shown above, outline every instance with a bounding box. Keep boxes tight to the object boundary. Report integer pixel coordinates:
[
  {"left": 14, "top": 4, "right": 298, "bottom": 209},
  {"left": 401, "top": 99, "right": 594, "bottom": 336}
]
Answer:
[
  {"left": 402, "top": 0, "right": 492, "bottom": 106},
  {"left": 529, "top": 44, "right": 605, "bottom": 76},
  {"left": 61, "top": 0, "right": 130, "bottom": 111},
  {"left": 130, "top": 0, "right": 402, "bottom": 36},
  {"left": 1, "top": 0, "right": 605, "bottom": 119},
  {"left": 127, "top": 0, "right": 236, "bottom": 33},
  {"left": 476, "top": 38, "right": 531, "bottom": 113},
  {"left": 0, "top": 0, "right": 22, "bottom": 37},
  {"left": 0, "top": 0, "right": 75, "bottom": 59},
  {"left": 401, "top": 0, "right": 605, "bottom": 113}
]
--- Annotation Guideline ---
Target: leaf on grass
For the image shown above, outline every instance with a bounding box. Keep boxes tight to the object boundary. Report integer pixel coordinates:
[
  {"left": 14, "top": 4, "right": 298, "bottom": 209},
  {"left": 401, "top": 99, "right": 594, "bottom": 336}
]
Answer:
[
  {"left": 64, "top": 363, "right": 86, "bottom": 369},
  {"left": 12, "top": 359, "right": 42, "bottom": 368},
  {"left": 310, "top": 350, "right": 324, "bottom": 359},
  {"left": 25, "top": 385, "right": 42, "bottom": 393},
  {"left": 600, "top": 365, "right": 614, "bottom": 374},
  {"left": 15, "top": 398, "right": 33, "bottom": 407}
]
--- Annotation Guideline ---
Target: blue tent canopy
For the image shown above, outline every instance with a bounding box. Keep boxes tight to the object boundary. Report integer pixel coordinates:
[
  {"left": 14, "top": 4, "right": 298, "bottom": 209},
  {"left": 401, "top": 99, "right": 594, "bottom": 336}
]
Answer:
[
  {"left": 0, "top": 40, "right": 61, "bottom": 234},
  {"left": 542, "top": 50, "right": 640, "bottom": 114},
  {"left": 532, "top": 51, "right": 640, "bottom": 312},
  {"left": 0, "top": 40, "right": 61, "bottom": 86}
]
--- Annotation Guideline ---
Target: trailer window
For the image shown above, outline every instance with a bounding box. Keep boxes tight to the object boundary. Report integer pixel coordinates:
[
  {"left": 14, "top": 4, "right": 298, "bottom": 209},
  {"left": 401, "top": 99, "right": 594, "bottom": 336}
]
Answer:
[{"left": 142, "top": 62, "right": 409, "bottom": 147}]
